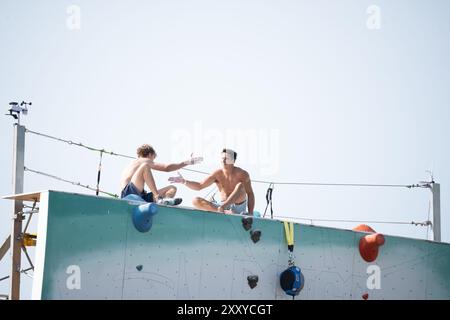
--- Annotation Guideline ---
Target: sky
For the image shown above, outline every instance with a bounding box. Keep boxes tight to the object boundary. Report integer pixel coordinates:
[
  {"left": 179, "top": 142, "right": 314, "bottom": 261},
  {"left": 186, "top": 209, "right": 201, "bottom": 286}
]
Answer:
[{"left": 1, "top": 0, "right": 449, "bottom": 299}]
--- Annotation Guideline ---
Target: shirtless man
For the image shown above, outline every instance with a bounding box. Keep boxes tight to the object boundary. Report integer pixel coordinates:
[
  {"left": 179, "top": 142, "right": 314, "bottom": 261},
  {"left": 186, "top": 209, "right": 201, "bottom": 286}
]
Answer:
[
  {"left": 120, "top": 144, "right": 202, "bottom": 203},
  {"left": 169, "top": 149, "right": 255, "bottom": 215}
]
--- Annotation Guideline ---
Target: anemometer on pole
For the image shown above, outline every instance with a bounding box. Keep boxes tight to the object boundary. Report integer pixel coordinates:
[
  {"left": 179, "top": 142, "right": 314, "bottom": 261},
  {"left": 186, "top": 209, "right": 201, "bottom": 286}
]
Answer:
[{"left": 5, "top": 101, "right": 31, "bottom": 125}]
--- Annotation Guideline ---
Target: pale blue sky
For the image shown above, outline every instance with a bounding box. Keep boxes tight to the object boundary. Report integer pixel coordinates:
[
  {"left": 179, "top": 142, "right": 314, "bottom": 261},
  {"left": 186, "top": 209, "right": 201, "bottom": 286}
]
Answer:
[{"left": 1, "top": 0, "right": 449, "bottom": 299}]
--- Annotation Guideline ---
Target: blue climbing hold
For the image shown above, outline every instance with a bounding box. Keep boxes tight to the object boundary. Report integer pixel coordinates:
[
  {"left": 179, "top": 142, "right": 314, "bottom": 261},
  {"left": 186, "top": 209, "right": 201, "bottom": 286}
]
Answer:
[
  {"left": 132, "top": 203, "right": 159, "bottom": 233},
  {"left": 253, "top": 210, "right": 261, "bottom": 218},
  {"left": 123, "top": 194, "right": 146, "bottom": 202}
]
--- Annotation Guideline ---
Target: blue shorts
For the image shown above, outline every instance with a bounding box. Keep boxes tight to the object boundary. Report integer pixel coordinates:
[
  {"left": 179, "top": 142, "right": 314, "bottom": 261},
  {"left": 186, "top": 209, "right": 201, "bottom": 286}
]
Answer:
[
  {"left": 121, "top": 182, "right": 154, "bottom": 202},
  {"left": 211, "top": 199, "right": 248, "bottom": 214}
]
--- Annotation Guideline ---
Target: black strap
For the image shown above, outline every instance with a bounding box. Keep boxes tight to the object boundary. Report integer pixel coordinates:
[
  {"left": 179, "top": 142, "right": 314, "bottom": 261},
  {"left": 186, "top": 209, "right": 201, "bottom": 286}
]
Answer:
[
  {"left": 96, "top": 151, "right": 103, "bottom": 196},
  {"left": 263, "top": 183, "right": 274, "bottom": 219}
]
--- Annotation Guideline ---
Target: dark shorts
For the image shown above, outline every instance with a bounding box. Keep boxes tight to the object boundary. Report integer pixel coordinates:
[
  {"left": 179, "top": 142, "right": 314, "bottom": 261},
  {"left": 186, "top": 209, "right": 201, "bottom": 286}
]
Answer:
[{"left": 121, "top": 182, "right": 154, "bottom": 202}]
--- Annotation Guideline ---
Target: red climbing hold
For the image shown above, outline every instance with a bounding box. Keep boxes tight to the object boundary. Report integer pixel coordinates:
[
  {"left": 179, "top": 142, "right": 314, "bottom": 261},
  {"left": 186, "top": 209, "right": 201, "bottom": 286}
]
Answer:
[
  {"left": 362, "top": 293, "right": 369, "bottom": 300},
  {"left": 352, "top": 224, "right": 385, "bottom": 263}
]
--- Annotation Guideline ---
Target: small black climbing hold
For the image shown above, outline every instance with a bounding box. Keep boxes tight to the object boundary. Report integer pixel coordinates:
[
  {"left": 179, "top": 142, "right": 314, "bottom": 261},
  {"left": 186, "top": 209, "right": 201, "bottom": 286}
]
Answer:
[
  {"left": 247, "top": 275, "right": 259, "bottom": 289},
  {"left": 242, "top": 217, "right": 253, "bottom": 231},
  {"left": 136, "top": 265, "right": 143, "bottom": 271},
  {"left": 250, "top": 230, "right": 261, "bottom": 243}
]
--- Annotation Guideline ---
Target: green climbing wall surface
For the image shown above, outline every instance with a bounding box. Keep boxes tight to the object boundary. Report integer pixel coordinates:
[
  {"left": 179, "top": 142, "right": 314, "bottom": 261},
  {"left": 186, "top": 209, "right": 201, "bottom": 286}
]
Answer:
[{"left": 31, "top": 191, "right": 450, "bottom": 300}]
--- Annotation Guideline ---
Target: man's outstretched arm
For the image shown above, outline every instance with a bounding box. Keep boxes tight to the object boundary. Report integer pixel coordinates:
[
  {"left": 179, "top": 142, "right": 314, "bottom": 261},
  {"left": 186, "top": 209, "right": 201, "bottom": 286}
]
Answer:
[{"left": 149, "top": 156, "right": 203, "bottom": 172}]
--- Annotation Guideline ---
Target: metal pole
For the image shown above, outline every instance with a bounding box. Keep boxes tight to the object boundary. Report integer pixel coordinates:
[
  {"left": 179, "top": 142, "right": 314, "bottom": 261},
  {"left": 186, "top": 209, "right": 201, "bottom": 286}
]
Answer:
[
  {"left": 10, "top": 124, "right": 25, "bottom": 300},
  {"left": 431, "top": 183, "right": 441, "bottom": 242}
]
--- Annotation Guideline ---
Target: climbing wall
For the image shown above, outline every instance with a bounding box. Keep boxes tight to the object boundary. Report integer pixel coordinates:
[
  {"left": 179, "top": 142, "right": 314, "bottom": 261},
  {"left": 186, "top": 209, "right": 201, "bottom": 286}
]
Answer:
[{"left": 31, "top": 191, "right": 450, "bottom": 300}]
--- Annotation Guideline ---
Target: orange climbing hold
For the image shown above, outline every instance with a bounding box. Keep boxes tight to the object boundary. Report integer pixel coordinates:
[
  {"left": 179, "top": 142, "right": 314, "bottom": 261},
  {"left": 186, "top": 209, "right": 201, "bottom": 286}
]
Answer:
[
  {"left": 352, "top": 224, "right": 385, "bottom": 262},
  {"left": 353, "top": 224, "right": 375, "bottom": 233}
]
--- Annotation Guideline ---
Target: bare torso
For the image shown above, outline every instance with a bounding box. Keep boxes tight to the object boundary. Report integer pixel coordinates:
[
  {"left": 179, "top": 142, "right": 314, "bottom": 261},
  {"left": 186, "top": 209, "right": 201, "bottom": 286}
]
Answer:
[
  {"left": 214, "top": 167, "right": 248, "bottom": 203},
  {"left": 120, "top": 158, "right": 150, "bottom": 191}
]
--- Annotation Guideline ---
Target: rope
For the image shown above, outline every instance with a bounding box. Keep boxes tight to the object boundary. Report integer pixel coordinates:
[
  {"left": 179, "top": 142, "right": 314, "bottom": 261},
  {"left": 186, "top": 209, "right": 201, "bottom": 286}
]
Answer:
[
  {"left": 252, "top": 180, "right": 416, "bottom": 188},
  {"left": 274, "top": 215, "right": 432, "bottom": 226},
  {"left": 24, "top": 167, "right": 119, "bottom": 198},
  {"left": 25, "top": 128, "right": 134, "bottom": 159},
  {"left": 182, "top": 167, "right": 210, "bottom": 175},
  {"left": 183, "top": 168, "right": 416, "bottom": 188},
  {"left": 22, "top": 129, "right": 435, "bottom": 231},
  {"left": 24, "top": 128, "right": 420, "bottom": 189},
  {"left": 24, "top": 166, "right": 430, "bottom": 228}
]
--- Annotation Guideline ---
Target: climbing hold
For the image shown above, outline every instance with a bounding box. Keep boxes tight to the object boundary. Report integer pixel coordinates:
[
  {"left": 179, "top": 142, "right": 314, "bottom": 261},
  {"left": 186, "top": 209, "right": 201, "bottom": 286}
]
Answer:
[
  {"left": 359, "top": 233, "right": 385, "bottom": 262},
  {"left": 362, "top": 293, "right": 369, "bottom": 300},
  {"left": 353, "top": 224, "right": 385, "bottom": 262},
  {"left": 352, "top": 224, "right": 375, "bottom": 233},
  {"left": 132, "top": 203, "right": 159, "bottom": 233},
  {"left": 242, "top": 217, "right": 253, "bottom": 231},
  {"left": 136, "top": 265, "right": 143, "bottom": 271},
  {"left": 253, "top": 211, "right": 261, "bottom": 218},
  {"left": 123, "top": 194, "right": 146, "bottom": 202},
  {"left": 280, "top": 266, "right": 304, "bottom": 297},
  {"left": 247, "top": 275, "right": 259, "bottom": 289},
  {"left": 250, "top": 230, "right": 261, "bottom": 243}
]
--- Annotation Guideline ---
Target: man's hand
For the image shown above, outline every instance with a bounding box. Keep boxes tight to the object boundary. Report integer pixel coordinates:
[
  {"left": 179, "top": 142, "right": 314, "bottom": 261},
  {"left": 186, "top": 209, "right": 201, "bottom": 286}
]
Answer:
[
  {"left": 168, "top": 172, "right": 185, "bottom": 184},
  {"left": 183, "top": 153, "right": 203, "bottom": 165}
]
